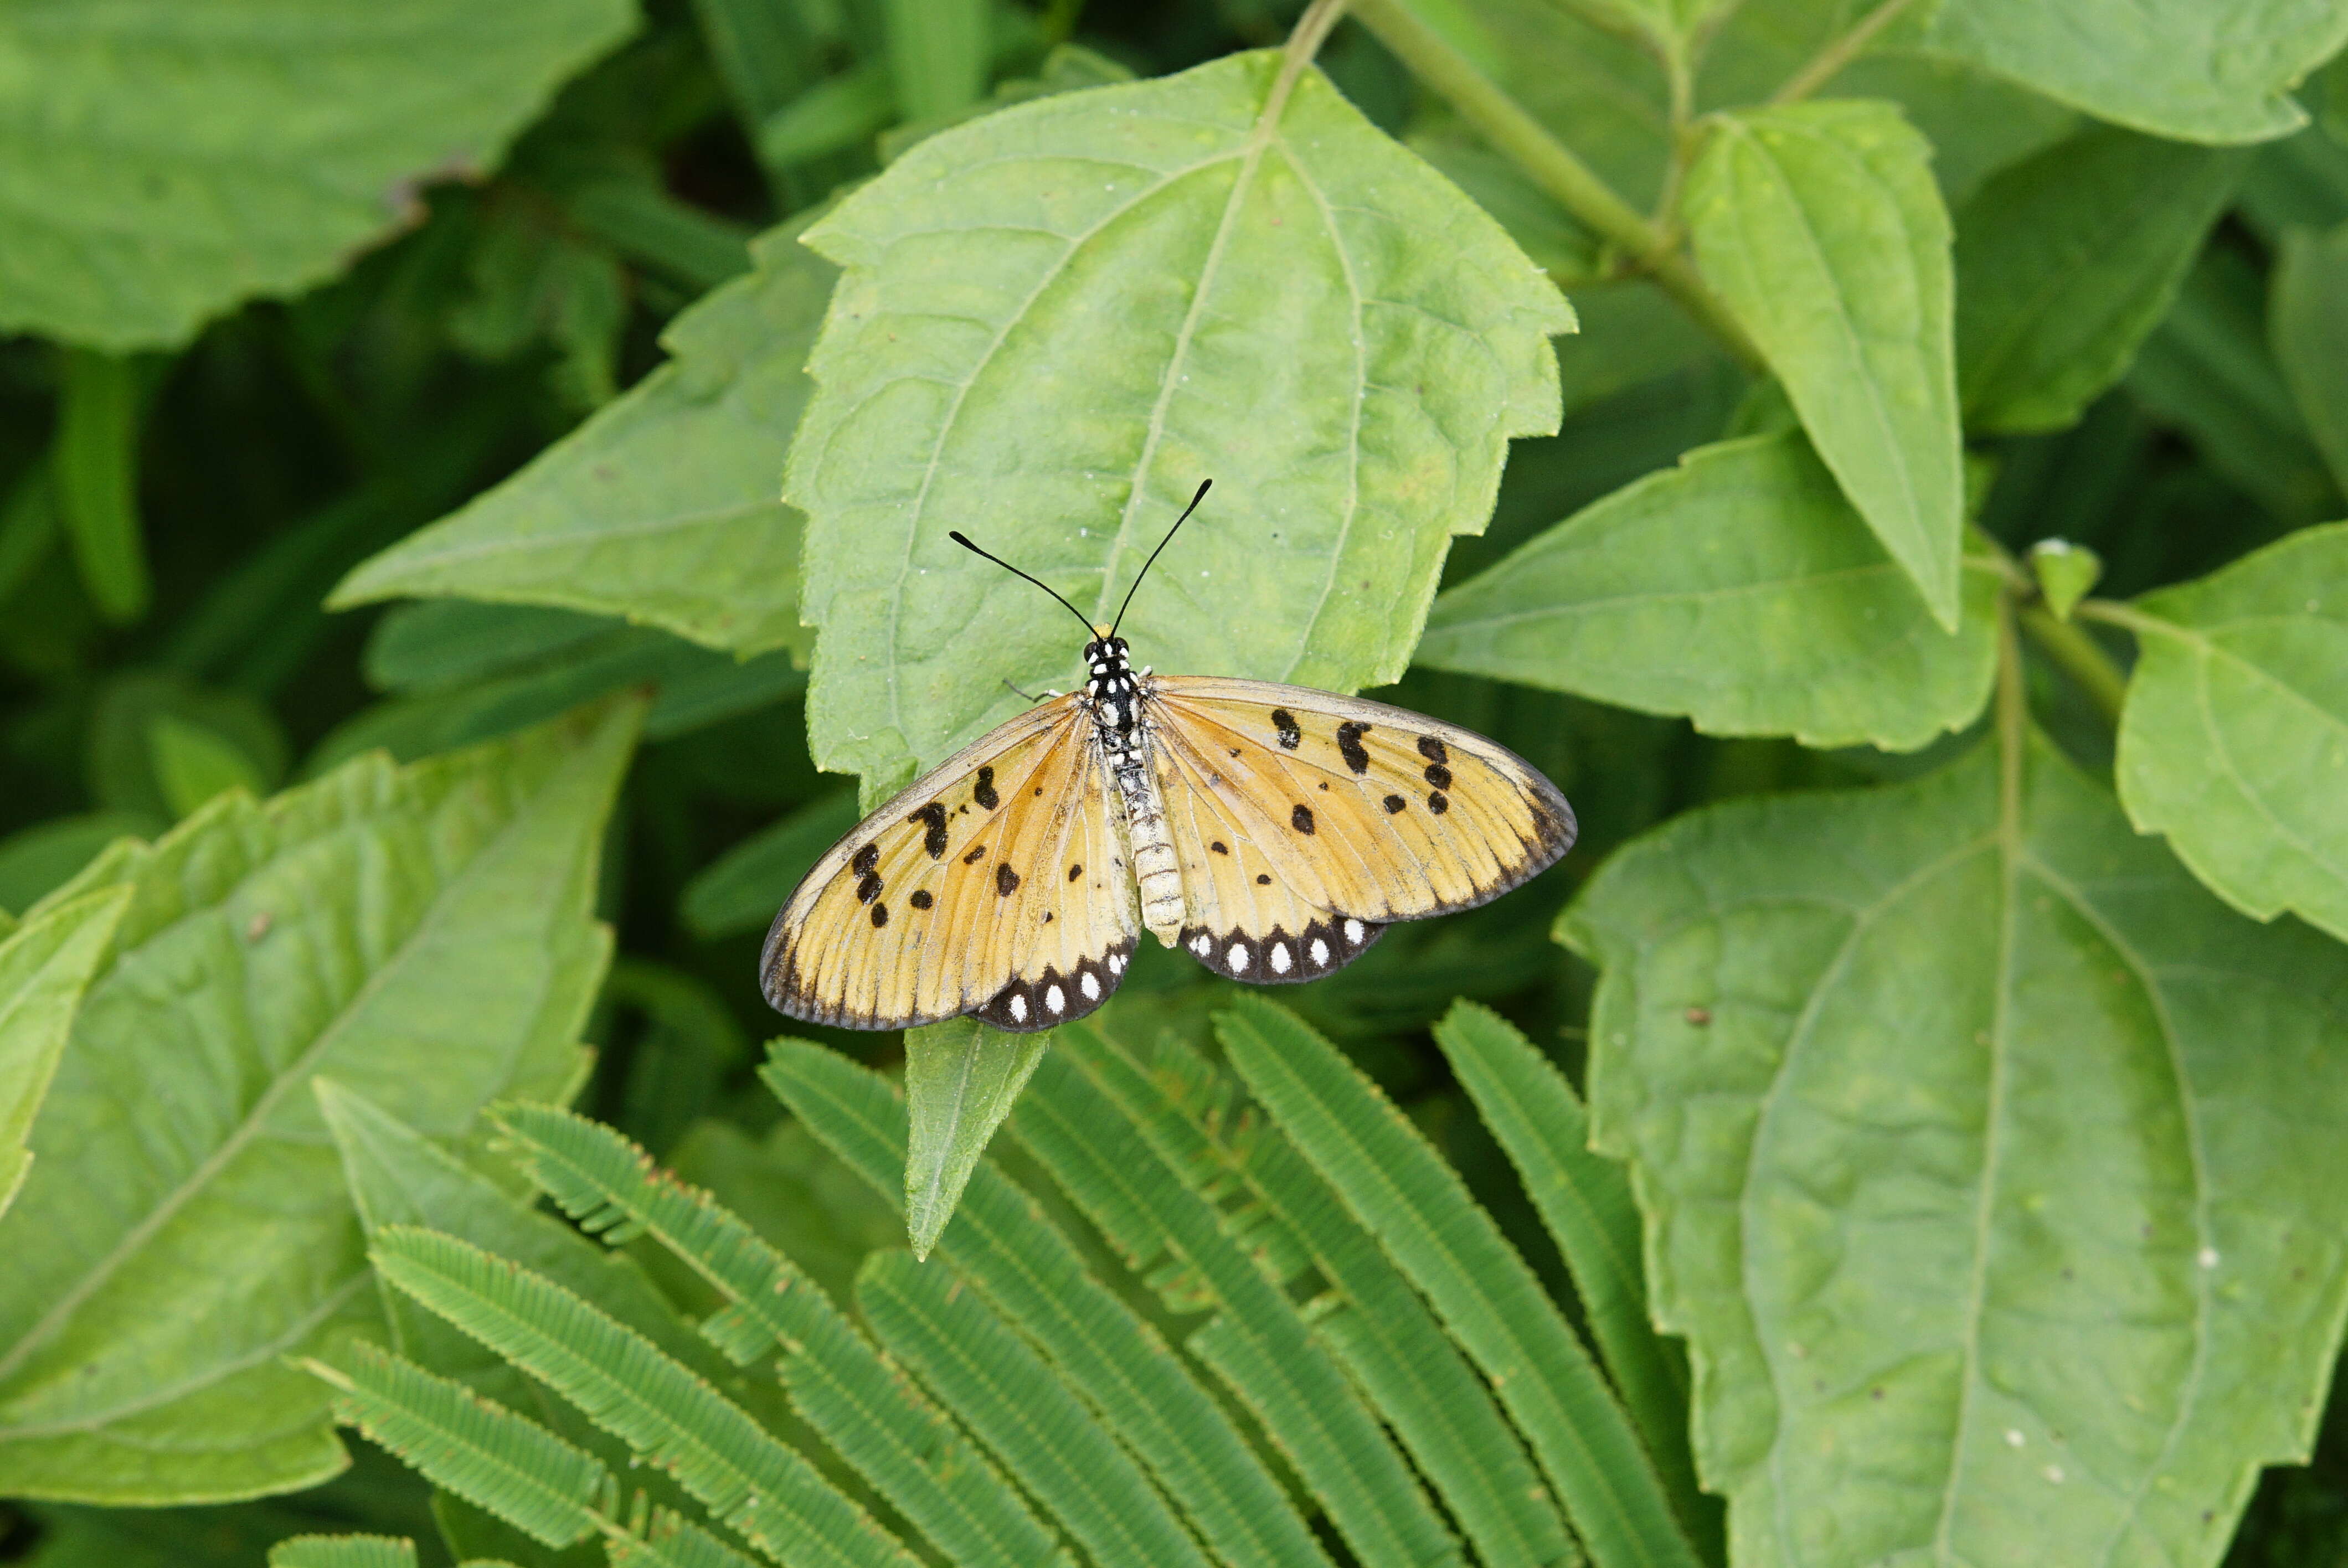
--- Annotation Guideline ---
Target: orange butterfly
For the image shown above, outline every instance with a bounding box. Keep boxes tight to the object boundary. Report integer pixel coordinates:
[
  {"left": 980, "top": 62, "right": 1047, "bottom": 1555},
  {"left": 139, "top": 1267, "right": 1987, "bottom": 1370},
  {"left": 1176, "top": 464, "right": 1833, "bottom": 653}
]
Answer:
[{"left": 763, "top": 483, "right": 1575, "bottom": 1033}]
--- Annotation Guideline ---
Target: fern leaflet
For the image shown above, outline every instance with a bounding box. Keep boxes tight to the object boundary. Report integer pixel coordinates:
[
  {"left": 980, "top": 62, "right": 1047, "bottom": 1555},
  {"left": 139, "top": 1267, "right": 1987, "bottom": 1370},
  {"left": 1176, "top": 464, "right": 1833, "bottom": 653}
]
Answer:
[
  {"left": 488, "top": 1100, "right": 1071, "bottom": 1568},
  {"left": 301, "top": 1343, "right": 609, "bottom": 1548},
  {"left": 369, "top": 1225, "right": 916, "bottom": 1568}
]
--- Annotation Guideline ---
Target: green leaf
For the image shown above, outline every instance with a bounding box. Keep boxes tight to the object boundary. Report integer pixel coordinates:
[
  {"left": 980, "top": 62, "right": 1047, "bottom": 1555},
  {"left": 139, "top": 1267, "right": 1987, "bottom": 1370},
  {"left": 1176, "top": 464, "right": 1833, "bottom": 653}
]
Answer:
[
  {"left": 303, "top": 1345, "right": 609, "bottom": 1550},
  {"left": 1219, "top": 996, "right": 1703, "bottom": 1568},
  {"left": 147, "top": 714, "right": 270, "bottom": 819},
  {"left": 0, "top": 888, "right": 132, "bottom": 1220},
  {"left": 1017, "top": 1031, "right": 1466, "bottom": 1568},
  {"left": 1136, "top": 1030, "right": 1580, "bottom": 1568},
  {"left": 0, "top": 814, "right": 157, "bottom": 920},
  {"left": 372, "top": 1226, "right": 916, "bottom": 1568},
  {"left": 760, "top": 1041, "right": 1337, "bottom": 1568},
  {"left": 757, "top": 67, "right": 897, "bottom": 169},
  {"left": 1563, "top": 732, "right": 2348, "bottom": 1564},
  {"left": 1918, "top": 0, "right": 2348, "bottom": 145},
  {"left": 604, "top": 1509, "right": 759, "bottom": 1568},
  {"left": 1419, "top": 432, "right": 1998, "bottom": 751},
  {"left": 2026, "top": 539, "right": 2103, "bottom": 621},
  {"left": 789, "top": 48, "right": 1571, "bottom": 783},
  {"left": 0, "top": 0, "right": 635, "bottom": 348},
  {"left": 50, "top": 350, "right": 148, "bottom": 625},
  {"left": 856, "top": 1249, "right": 1217, "bottom": 1568},
  {"left": 331, "top": 229, "right": 837, "bottom": 658},
  {"left": 87, "top": 672, "right": 290, "bottom": 821},
  {"left": 2272, "top": 220, "right": 2348, "bottom": 492},
  {"left": 879, "top": 0, "right": 988, "bottom": 121},
  {"left": 0, "top": 467, "right": 60, "bottom": 611},
  {"left": 903, "top": 1018, "right": 1050, "bottom": 1260},
  {"left": 1956, "top": 127, "right": 2245, "bottom": 435},
  {"left": 1685, "top": 102, "right": 1964, "bottom": 629},
  {"left": 0, "top": 702, "right": 635, "bottom": 1504},
  {"left": 679, "top": 790, "right": 858, "bottom": 938},
  {"left": 269, "top": 1534, "right": 421, "bottom": 1568},
  {"left": 1428, "top": 1000, "right": 1704, "bottom": 1539},
  {"left": 317, "top": 1078, "right": 722, "bottom": 1566},
  {"left": 2126, "top": 246, "right": 2342, "bottom": 524},
  {"left": 487, "top": 1102, "right": 1072, "bottom": 1568},
  {"left": 2112, "top": 523, "right": 2348, "bottom": 944}
]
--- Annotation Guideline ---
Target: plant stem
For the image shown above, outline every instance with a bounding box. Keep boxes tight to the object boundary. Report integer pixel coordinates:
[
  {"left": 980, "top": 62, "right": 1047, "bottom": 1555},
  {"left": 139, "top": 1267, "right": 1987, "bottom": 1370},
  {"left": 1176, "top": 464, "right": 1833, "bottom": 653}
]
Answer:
[
  {"left": 1994, "top": 588, "right": 2026, "bottom": 838},
  {"left": 1770, "top": 0, "right": 1917, "bottom": 104},
  {"left": 1349, "top": 0, "right": 1764, "bottom": 370},
  {"left": 2016, "top": 603, "right": 2129, "bottom": 723}
]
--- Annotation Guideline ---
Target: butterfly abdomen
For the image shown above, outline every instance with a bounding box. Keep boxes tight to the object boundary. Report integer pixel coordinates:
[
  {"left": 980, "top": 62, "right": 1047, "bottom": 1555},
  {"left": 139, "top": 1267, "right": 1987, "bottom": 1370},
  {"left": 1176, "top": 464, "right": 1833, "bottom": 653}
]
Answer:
[{"left": 1097, "top": 725, "right": 1183, "bottom": 946}]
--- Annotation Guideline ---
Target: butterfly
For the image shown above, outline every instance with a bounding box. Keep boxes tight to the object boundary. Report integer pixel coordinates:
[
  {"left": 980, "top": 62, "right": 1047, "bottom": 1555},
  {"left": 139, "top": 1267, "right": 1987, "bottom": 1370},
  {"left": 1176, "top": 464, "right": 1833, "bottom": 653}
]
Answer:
[{"left": 762, "top": 481, "right": 1576, "bottom": 1034}]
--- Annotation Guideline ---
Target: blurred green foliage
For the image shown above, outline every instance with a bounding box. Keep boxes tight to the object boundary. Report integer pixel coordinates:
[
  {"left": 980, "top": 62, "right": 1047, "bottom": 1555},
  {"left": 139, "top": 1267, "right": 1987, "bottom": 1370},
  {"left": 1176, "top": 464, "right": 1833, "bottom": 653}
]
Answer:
[{"left": 1, "top": 0, "right": 2347, "bottom": 1564}]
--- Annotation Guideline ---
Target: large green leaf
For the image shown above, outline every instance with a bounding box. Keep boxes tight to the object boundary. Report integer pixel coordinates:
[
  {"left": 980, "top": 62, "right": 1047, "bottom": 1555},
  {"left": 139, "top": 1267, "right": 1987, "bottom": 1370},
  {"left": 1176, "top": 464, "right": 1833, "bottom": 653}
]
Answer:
[
  {"left": 1564, "top": 732, "right": 2348, "bottom": 1566},
  {"left": 0, "top": 888, "right": 131, "bottom": 1219},
  {"left": 0, "top": 702, "right": 636, "bottom": 1504},
  {"left": 1956, "top": 128, "right": 2245, "bottom": 435},
  {"left": 1419, "top": 432, "right": 1997, "bottom": 750},
  {"left": 1918, "top": 0, "right": 2348, "bottom": 145},
  {"left": 0, "top": 0, "right": 635, "bottom": 349},
  {"left": 2272, "top": 220, "right": 2348, "bottom": 492},
  {"left": 2110, "top": 523, "right": 2348, "bottom": 945},
  {"left": 786, "top": 48, "right": 1572, "bottom": 782},
  {"left": 331, "top": 231, "right": 836, "bottom": 657},
  {"left": 1685, "top": 101, "right": 1963, "bottom": 628}
]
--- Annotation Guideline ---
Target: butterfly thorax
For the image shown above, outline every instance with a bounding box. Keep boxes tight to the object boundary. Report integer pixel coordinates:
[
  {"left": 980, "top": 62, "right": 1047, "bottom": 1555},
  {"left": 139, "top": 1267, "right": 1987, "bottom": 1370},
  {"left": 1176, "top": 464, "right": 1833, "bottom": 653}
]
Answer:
[{"left": 1083, "top": 633, "right": 1185, "bottom": 945}]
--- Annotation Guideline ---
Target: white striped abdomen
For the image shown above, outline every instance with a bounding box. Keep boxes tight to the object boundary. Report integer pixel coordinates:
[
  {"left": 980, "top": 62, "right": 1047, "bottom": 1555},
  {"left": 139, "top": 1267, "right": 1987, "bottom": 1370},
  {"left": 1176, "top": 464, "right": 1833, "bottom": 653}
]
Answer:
[{"left": 1102, "top": 729, "right": 1185, "bottom": 946}]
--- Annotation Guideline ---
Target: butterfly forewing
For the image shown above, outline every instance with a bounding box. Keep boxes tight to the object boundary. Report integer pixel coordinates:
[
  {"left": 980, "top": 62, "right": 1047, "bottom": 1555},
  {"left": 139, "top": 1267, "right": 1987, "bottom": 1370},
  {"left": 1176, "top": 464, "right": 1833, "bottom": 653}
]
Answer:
[
  {"left": 761, "top": 697, "right": 1137, "bottom": 1033},
  {"left": 1146, "top": 677, "right": 1575, "bottom": 978}
]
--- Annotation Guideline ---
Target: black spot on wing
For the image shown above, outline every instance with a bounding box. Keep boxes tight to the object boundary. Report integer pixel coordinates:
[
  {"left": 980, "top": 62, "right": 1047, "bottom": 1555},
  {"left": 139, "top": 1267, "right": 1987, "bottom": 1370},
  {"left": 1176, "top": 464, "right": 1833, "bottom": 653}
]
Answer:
[
  {"left": 1417, "top": 735, "right": 1449, "bottom": 765},
  {"left": 1423, "top": 762, "right": 1453, "bottom": 790},
  {"left": 870, "top": 902, "right": 888, "bottom": 928},
  {"left": 996, "top": 862, "right": 1021, "bottom": 896},
  {"left": 1068, "top": 863, "right": 1083, "bottom": 881},
  {"left": 1271, "top": 708, "right": 1301, "bottom": 750},
  {"left": 851, "top": 843, "right": 879, "bottom": 876},
  {"left": 1336, "top": 721, "right": 1371, "bottom": 773},
  {"left": 963, "top": 843, "right": 987, "bottom": 865},
  {"left": 908, "top": 802, "right": 949, "bottom": 858},
  {"left": 1429, "top": 792, "right": 1449, "bottom": 814},
  {"left": 1256, "top": 873, "right": 1271, "bottom": 885},
  {"left": 855, "top": 872, "right": 883, "bottom": 904},
  {"left": 1211, "top": 840, "right": 1229, "bottom": 855},
  {"left": 909, "top": 890, "right": 933, "bottom": 910},
  {"left": 1291, "top": 803, "right": 1315, "bottom": 834},
  {"left": 974, "top": 765, "right": 999, "bottom": 810},
  {"left": 1383, "top": 793, "right": 1406, "bottom": 813}
]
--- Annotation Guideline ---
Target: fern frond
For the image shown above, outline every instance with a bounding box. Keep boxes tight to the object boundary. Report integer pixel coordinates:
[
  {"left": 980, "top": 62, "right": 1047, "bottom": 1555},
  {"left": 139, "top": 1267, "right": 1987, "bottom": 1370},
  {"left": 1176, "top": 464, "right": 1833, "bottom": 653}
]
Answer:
[
  {"left": 301, "top": 1343, "right": 607, "bottom": 1548},
  {"left": 1021, "top": 1031, "right": 1464, "bottom": 1568},
  {"left": 856, "top": 1250, "right": 1213, "bottom": 1568},
  {"left": 761, "top": 1042, "right": 1335, "bottom": 1568},
  {"left": 607, "top": 1507, "right": 763, "bottom": 1568},
  {"left": 489, "top": 1101, "right": 1072, "bottom": 1568},
  {"left": 1070, "top": 1025, "right": 1582, "bottom": 1568},
  {"left": 1219, "top": 996, "right": 1705, "bottom": 1568},
  {"left": 370, "top": 1225, "right": 916, "bottom": 1568},
  {"left": 1432, "top": 1002, "right": 1708, "bottom": 1540},
  {"left": 267, "top": 1534, "right": 418, "bottom": 1568}
]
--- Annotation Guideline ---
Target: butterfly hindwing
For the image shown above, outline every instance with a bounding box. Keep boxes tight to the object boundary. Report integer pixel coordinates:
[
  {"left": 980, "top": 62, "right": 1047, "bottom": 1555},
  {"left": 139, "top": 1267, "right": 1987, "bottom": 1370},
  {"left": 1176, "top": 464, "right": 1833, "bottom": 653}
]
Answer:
[
  {"left": 761, "top": 698, "right": 1137, "bottom": 1033},
  {"left": 1146, "top": 677, "right": 1575, "bottom": 981}
]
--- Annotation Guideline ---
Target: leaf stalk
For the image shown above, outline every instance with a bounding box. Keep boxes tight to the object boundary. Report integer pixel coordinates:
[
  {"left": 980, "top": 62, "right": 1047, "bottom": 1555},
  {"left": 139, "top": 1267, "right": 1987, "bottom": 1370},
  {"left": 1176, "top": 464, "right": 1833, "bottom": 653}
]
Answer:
[{"left": 1347, "top": 0, "right": 1765, "bottom": 369}]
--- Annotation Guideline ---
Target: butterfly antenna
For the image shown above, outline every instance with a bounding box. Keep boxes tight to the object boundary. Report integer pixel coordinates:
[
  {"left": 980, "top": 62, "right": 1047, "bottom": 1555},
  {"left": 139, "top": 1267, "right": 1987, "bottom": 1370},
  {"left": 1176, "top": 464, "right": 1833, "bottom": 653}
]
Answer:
[
  {"left": 948, "top": 529, "right": 1100, "bottom": 638},
  {"left": 1109, "top": 478, "right": 1212, "bottom": 641}
]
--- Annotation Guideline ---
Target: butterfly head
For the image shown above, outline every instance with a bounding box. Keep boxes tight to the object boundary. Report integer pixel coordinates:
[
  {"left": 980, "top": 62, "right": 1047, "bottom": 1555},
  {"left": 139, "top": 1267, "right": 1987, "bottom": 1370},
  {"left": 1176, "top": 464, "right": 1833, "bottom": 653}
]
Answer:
[{"left": 1083, "top": 632, "right": 1140, "bottom": 734}]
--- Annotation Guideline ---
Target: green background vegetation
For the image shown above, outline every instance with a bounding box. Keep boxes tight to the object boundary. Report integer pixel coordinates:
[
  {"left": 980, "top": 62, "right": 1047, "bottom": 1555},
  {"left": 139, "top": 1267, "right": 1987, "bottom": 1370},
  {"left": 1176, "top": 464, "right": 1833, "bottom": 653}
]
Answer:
[{"left": 3, "top": 0, "right": 2348, "bottom": 1564}]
